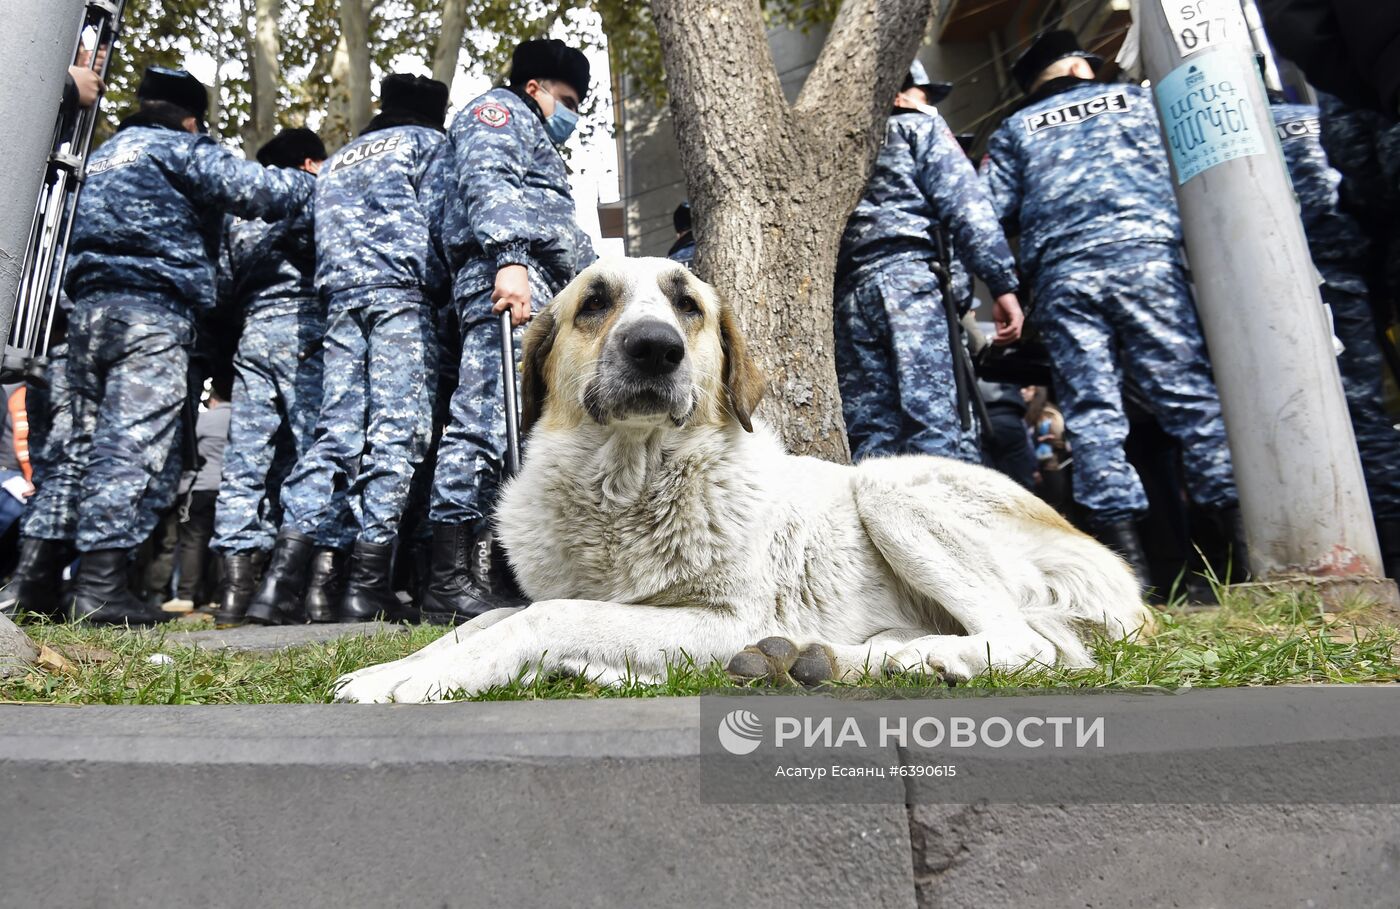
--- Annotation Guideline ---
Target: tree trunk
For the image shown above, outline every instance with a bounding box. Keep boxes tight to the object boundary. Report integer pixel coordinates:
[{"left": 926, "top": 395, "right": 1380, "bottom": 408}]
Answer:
[
  {"left": 249, "top": 0, "right": 282, "bottom": 150},
  {"left": 649, "top": 0, "right": 933, "bottom": 461},
  {"left": 324, "top": 0, "right": 373, "bottom": 150},
  {"left": 208, "top": 0, "right": 225, "bottom": 141},
  {"left": 431, "top": 0, "right": 467, "bottom": 88}
]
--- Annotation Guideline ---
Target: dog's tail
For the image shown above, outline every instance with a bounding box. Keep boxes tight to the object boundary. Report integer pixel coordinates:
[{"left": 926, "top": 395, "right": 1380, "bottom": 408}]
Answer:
[{"left": 1017, "top": 520, "right": 1155, "bottom": 668}]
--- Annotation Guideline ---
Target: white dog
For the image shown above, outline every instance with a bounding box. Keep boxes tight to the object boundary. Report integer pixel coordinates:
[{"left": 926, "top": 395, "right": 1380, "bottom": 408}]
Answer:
[{"left": 336, "top": 257, "right": 1152, "bottom": 703}]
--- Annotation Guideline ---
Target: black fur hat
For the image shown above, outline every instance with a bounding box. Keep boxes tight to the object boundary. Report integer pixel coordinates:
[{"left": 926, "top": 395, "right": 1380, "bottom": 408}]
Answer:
[
  {"left": 379, "top": 74, "right": 450, "bottom": 128},
  {"left": 256, "top": 127, "right": 327, "bottom": 168},
  {"left": 137, "top": 66, "right": 209, "bottom": 118},
  {"left": 510, "top": 38, "right": 591, "bottom": 101},
  {"left": 1010, "top": 30, "right": 1103, "bottom": 93}
]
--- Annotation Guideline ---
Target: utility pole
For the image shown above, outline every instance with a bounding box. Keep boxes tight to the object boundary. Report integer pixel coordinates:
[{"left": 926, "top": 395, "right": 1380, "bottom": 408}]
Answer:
[
  {"left": 1139, "top": 1, "right": 1397, "bottom": 608},
  {"left": 0, "top": 0, "right": 87, "bottom": 345}
]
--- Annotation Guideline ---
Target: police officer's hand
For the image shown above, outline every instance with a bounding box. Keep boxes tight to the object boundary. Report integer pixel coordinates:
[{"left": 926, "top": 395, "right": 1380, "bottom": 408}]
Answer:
[
  {"left": 992, "top": 293, "right": 1024, "bottom": 346},
  {"left": 68, "top": 65, "right": 104, "bottom": 108},
  {"left": 493, "top": 264, "right": 533, "bottom": 327}
]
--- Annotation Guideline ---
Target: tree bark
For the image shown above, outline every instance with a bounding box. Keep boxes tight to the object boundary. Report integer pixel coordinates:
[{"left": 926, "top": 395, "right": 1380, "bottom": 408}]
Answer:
[
  {"left": 324, "top": 0, "right": 373, "bottom": 150},
  {"left": 431, "top": 0, "right": 467, "bottom": 88},
  {"left": 249, "top": 0, "right": 282, "bottom": 150},
  {"left": 649, "top": 0, "right": 933, "bottom": 461}
]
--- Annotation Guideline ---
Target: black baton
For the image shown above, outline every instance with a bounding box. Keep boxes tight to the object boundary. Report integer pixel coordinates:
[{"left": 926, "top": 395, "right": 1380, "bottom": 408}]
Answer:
[
  {"left": 500, "top": 310, "right": 521, "bottom": 477},
  {"left": 932, "top": 228, "right": 973, "bottom": 433}
]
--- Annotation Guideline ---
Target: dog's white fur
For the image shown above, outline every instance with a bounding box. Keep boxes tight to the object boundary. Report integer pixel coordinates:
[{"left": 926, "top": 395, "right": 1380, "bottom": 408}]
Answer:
[{"left": 336, "top": 257, "right": 1152, "bottom": 703}]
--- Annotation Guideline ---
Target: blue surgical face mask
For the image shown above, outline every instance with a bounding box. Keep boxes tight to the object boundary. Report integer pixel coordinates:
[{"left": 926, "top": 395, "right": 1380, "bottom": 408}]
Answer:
[{"left": 544, "top": 101, "right": 579, "bottom": 144}]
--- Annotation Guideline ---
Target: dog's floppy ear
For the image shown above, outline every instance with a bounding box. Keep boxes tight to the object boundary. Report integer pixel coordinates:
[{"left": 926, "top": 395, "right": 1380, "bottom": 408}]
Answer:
[
  {"left": 718, "top": 300, "right": 765, "bottom": 432},
  {"left": 519, "top": 306, "right": 558, "bottom": 436}
]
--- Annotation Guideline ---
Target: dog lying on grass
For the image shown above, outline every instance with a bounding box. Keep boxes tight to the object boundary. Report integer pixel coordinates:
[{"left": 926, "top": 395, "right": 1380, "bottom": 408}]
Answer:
[{"left": 335, "top": 257, "right": 1151, "bottom": 702}]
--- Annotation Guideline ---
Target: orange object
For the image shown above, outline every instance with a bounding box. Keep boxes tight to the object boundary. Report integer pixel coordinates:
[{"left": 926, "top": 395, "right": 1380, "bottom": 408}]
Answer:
[{"left": 8, "top": 385, "right": 31, "bottom": 482}]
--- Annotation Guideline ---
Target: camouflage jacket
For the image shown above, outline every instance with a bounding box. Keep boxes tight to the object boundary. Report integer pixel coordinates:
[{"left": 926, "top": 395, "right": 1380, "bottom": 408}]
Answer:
[
  {"left": 982, "top": 79, "right": 1181, "bottom": 279},
  {"left": 65, "top": 117, "right": 314, "bottom": 311},
  {"left": 219, "top": 197, "right": 318, "bottom": 316},
  {"left": 1272, "top": 100, "right": 1370, "bottom": 294},
  {"left": 441, "top": 86, "right": 596, "bottom": 302},
  {"left": 840, "top": 108, "right": 1018, "bottom": 296},
  {"left": 314, "top": 124, "right": 451, "bottom": 304}
]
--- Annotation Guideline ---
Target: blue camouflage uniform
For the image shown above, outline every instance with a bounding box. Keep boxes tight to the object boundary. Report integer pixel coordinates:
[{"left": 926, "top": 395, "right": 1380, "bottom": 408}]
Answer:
[
  {"left": 1274, "top": 100, "right": 1400, "bottom": 522},
  {"left": 836, "top": 106, "right": 1019, "bottom": 462},
  {"left": 210, "top": 196, "right": 347, "bottom": 555},
  {"left": 27, "top": 119, "right": 313, "bottom": 552},
  {"left": 275, "top": 124, "right": 449, "bottom": 547},
  {"left": 667, "top": 234, "right": 696, "bottom": 270},
  {"left": 982, "top": 79, "right": 1237, "bottom": 525},
  {"left": 432, "top": 86, "right": 596, "bottom": 526},
  {"left": 19, "top": 344, "right": 74, "bottom": 541}
]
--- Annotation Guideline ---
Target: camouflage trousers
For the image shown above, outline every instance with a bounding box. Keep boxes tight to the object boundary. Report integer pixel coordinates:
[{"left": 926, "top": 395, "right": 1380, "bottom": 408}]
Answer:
[
  {"left": 1036, "top": 246, "right": 1237, "bottom": 524},
  {"left": 1327, "top": 285, "right": 1400, "bottom": 521},
  {"left": 20, "top": 344, "right": 74, "bottom": 540},
  {"left": 429, "top": 269, "right": 551, "bottom": 525},
  {"left": 834, "top": 255, "right": 979, "bottom": 463},
  {"left": 212, "top": 304, "right": 336, "bottom": 555},
  {"left": 23, "top": 298, "right": 193, "bottom": 551},
  {"left": 277, "top": 289, "right": 434, "bottom": 546}
]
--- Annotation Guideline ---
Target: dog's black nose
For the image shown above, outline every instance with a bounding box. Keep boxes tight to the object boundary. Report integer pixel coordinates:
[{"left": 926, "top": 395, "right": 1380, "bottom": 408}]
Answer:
[{"left": 621, "top": 321, "right": 685, "bottom": 376}]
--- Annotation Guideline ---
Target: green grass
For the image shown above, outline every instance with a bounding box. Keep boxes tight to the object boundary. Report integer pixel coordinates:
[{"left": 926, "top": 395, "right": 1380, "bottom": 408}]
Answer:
[{"left": 2, "top": 586, "right": 1397, "bottom": 704}]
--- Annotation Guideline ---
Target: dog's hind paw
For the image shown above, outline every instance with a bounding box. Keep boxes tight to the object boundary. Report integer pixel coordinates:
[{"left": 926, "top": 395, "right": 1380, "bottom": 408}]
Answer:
[
  {"left": 725, "top": 636, "right": 823, "bottom": 687},
  {"left": 789, "top": 643, "right": 836, "bottom": 686}
]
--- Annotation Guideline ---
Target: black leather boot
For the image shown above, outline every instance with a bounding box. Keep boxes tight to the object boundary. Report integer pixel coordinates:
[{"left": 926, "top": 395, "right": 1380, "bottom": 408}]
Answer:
[
  {"left": 1093, "top": 520, "right": 1152, "bottom": 593},
  {"left": 245, "top": 530, "right": 314, "bottom": 626},
  {"left": 213, "top": 551, "right": 264, "bottom": 626},
  {"left": 69, "top": 549, "right": 171, "bottom": 626},
  {"left": 1201, "top": 504, "right": 1251, "bottom": 583},
  {"left": 1377, "top": 519, "right": 1400, "bottom": 582},
  {"left": 303, "top": 547, "right": 347, "bottom": 624},
  {"left": 337, "top": 539, "right": 399, "bottom": 623},
  {"left": 417, "top": 523, "right": 517, "bottom": 625},
  {"left": 0, "top": 537, "right": 72, "bottom": 619}
]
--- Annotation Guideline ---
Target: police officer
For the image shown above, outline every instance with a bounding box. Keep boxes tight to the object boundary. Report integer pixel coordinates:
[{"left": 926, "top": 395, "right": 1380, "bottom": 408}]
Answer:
[
  {"left": 423, "top": 39, "right": 596, "bottom": 622},
  {"left": 981, "top": 32, "right": 1241, "bottom": 586},
  {"left": 1271, "top": 88, "right": 1400, "bottom": 579},
  {"left": 208, "top": 128, "right": 337, "bottom": 625},
  {"left": 247, "top": 75, "right": 451, "bottom": 625},
  {"left": 9, "top": 67, "right": 313, "bottom": 625},
  {"left": 668, "top": 202, "right": 696, "bottom": 268},
  {"left": 836, "top": 62, "right": 1023, "bottom": 463}
]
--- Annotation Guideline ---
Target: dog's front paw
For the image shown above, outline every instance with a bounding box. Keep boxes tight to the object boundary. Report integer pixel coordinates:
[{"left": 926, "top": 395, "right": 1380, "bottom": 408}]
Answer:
[{"left": 333, "top": 665, "right": 406, "bottom": 703}]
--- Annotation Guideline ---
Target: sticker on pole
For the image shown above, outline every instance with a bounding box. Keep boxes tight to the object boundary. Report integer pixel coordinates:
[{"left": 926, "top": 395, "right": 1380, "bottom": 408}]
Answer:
[
  {"left": 1160, "top": 0, "right": 1249, "bottom": 57},
  {"left": 1155, "top": 51, "right": 1266, "bottom": 184}
]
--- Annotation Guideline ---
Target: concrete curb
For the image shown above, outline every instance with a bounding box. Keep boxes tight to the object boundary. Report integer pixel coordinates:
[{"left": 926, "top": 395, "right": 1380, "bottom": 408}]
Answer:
[
  {"left": 2, "top": 698, "right": 1397, "bottom": 908},
  {"left": 0, "top": 700, "right": 914, "bottom": 909}
]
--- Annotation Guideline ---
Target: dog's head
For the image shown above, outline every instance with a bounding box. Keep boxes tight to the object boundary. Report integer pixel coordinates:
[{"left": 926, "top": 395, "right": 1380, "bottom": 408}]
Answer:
[{"left": 520, "top": 257, "right": 766, "bottom": 436}]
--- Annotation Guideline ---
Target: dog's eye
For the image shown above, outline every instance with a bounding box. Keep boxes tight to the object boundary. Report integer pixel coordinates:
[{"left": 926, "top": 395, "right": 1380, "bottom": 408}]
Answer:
[
  {"left": 580, "top": 294, "right": 609, "bottom": 314},
  {"left": 674, "top": 295, "right": 700, "bottom": 315}
]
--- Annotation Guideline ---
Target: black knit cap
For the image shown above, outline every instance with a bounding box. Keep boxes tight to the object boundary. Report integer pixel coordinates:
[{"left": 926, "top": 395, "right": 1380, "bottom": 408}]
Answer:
[
  {"left": 1010, "top": 30, "right": 1103, "bottom": 93},
  {"left": 673, "top": 201, "right": 691, "bottom": 234},
  {"left": 380, "top": 74, "right": 450, "bottom": 128},
  {"left": 510, "top": 38, "right": 591, "bottom": 101},
  {"left": 257, "top": 127, "right": 327, "bottom": 168},
  {"left": 137, "top": 66, "right": 209, "bottom": 118}
]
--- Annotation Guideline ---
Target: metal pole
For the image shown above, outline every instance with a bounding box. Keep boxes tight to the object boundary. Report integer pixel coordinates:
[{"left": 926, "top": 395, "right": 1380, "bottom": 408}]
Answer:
[
  {"left": 1138, "top": 1, "right": 1394, "bottom": 602},
  {"left": 500, "top": 310, "right": 521, "bottom": 477},
  {"left": 0, "top": 0, "right": 88, "bottom": 347}
]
